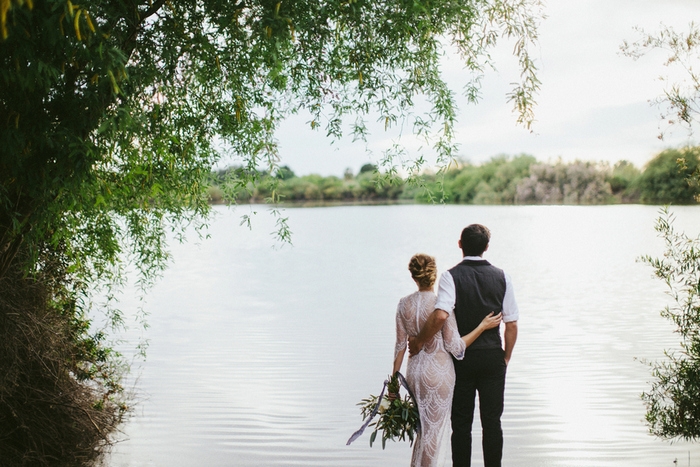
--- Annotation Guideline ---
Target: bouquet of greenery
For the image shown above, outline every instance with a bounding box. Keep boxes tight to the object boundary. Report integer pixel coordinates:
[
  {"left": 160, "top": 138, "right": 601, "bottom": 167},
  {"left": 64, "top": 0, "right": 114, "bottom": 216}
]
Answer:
[{"left": 347, "top": 372, "right": 421, "bottom": 449}]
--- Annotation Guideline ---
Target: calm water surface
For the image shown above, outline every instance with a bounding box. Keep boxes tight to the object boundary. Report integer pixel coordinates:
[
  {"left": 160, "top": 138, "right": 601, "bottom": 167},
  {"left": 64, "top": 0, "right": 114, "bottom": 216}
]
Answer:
[{"left": 109, "top": 205, "right": 700, "bottom": 467}]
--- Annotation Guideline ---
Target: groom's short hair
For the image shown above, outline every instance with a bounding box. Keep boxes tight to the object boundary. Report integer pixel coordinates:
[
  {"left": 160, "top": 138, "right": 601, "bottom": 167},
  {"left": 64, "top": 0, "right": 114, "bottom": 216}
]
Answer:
[{"left": 461, "top": 224, "right": 490, "bottom": 256}]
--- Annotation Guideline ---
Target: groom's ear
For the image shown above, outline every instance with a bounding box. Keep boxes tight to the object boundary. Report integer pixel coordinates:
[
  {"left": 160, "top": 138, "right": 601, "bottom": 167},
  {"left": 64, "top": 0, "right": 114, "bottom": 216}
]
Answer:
[{"left": 458, "top": 239, "right": 462, "bottom": 249}]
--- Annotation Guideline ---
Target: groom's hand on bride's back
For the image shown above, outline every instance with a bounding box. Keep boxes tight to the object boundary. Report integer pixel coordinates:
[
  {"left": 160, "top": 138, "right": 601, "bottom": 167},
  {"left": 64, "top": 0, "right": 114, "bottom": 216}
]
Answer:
[{"left": 408, "top": 336, "right": 422, "bottom": 357}]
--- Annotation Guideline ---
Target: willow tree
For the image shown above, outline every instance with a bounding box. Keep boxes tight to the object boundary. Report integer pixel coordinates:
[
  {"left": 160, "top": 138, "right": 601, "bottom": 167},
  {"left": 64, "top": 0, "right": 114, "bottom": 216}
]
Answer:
[
  {"left": 0, "top": 0, "right": 542, "bottom": 464},
  {"left": 640, "top": 210, "right": 700, "bottom": 440},
  {"left": 622, "top": 23, "right": 700, "bottom": 141},
  {"left": 624, "top": 24, "right": 700, "bottom": 440}
]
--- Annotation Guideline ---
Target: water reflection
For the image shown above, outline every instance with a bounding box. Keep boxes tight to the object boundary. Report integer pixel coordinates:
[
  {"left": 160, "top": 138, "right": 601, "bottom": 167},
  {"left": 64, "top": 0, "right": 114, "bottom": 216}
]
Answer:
[{"left": 109, "top": 205, "right": 700, "bottom": 467}]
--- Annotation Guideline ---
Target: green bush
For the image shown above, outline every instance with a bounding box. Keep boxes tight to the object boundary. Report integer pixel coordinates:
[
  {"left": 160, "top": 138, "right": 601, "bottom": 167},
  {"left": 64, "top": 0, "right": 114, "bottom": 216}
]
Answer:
[
  {"left": 637, "top": 149, "right": 700, "bottom": 204},
  {"left": 442, "top": 155, "right": 536, "bottom": 204},
  {"left": 608, "top": 160, "right": 641, "bottom": 196}
]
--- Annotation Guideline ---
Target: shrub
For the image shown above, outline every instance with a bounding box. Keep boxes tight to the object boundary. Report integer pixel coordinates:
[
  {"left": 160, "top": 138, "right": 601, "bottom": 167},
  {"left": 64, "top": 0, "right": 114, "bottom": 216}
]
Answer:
[{"left": 637, "top": 149, "right": 700, "bottom": 204}]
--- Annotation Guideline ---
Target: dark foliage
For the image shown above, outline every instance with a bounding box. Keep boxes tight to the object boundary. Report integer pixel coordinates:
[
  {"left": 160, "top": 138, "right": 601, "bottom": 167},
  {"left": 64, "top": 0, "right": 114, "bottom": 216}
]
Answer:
[
  {"left": 0, "top": 247, "right": 126, "bottom": 466},
  {"left": 637, "top": 148, "right": 700, "bottom": 204}
]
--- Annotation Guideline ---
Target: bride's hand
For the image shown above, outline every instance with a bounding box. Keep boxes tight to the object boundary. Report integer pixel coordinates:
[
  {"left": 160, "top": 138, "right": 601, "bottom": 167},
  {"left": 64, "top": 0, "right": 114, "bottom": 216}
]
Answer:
[{"left": 479, "top": 312, "right": 502, "bottom": 330}]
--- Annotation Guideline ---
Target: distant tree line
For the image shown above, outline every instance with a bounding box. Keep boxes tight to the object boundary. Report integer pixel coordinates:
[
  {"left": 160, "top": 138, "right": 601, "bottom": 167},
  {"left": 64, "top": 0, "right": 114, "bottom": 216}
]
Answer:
[{"left": 209, "top": 147, "right": 700, "bottom": 205}]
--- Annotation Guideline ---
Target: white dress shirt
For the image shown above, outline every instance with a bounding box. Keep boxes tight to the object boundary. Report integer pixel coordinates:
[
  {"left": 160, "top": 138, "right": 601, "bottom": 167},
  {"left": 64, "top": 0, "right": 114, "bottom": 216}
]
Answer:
[{"left": 434, "top": 256, "right": 519, "bottom": 323}]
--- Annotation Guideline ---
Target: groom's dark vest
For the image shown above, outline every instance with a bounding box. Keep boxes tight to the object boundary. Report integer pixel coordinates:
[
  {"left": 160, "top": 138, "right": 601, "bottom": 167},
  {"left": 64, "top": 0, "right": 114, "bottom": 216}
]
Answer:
[{"left": 449, "top": 259, "right": 506, "bottom": 350}]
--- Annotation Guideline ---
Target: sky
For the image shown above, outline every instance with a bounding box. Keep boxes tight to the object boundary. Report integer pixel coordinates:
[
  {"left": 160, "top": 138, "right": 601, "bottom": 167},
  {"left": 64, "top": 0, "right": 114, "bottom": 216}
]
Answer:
[{"left": 263, "top": 0, "right": 700, "bottom": 177}]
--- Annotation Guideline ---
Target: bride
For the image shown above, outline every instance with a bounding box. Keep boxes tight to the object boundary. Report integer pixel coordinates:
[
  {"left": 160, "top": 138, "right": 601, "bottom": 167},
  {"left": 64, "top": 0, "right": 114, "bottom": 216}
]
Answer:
[{"left": 392, "top": 253, "right": 501, "bottom": 467}]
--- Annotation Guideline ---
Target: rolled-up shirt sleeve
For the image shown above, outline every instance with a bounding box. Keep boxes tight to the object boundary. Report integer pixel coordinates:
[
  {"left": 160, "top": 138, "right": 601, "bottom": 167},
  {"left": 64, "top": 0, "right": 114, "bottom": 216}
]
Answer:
[
  {"left": 434, "top": 271, "right": 456, "bottom": 314},
  {"left": 502, "top": 272, "right": 519, "bottom": 323}
]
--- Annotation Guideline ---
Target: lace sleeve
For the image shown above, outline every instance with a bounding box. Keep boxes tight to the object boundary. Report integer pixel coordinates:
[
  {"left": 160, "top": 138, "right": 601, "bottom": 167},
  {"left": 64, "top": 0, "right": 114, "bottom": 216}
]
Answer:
[
  {"left": 442, "top": 312, "right": 465, "bottom": 360},
  {"left": 394, "top": 300, "right": 408, "bottom": 360}
]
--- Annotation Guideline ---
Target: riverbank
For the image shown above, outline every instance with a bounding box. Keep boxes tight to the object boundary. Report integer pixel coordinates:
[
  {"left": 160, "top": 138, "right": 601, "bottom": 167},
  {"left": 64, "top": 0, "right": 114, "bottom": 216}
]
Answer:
[{"left": 209, "top": 149, "right": 700, "bottom": 207}]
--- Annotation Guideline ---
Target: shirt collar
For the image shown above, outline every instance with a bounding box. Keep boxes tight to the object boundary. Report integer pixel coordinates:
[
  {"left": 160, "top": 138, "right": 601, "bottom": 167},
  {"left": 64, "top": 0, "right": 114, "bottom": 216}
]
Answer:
[{"left": 462, "top": 255, "right": 486, "bottom": 261}]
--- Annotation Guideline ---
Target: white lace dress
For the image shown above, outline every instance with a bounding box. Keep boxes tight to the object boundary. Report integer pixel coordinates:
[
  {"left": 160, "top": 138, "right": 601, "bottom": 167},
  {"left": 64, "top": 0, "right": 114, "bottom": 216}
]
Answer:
[{"left": 395, "top": 291, "right": 466, "bottom": 467}]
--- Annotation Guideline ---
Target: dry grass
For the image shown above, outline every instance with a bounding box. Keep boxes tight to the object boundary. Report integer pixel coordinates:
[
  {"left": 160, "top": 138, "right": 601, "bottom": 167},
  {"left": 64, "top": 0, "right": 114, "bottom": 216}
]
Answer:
[{"left": 0, "top": 250, "right": 126, "bottom": 467}]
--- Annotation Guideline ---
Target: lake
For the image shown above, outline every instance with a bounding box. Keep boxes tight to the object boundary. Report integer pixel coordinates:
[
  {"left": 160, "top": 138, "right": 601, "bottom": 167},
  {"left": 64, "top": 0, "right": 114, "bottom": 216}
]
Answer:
[{"left": 108, "top": 204, "right": 700, "bottom": 467}]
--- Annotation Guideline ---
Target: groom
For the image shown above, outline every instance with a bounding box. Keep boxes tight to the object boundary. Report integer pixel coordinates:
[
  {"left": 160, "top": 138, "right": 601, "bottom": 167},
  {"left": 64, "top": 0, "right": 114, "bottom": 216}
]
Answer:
[{"left": 409, "top": 224, "right": 519, "bottom": 467}]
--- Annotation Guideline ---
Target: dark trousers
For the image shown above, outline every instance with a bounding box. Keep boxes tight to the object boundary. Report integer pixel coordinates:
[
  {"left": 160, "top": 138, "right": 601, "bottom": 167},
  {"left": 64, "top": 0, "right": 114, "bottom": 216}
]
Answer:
[{"left": 451, "top": 348, "right": 507, "bottom": 467}]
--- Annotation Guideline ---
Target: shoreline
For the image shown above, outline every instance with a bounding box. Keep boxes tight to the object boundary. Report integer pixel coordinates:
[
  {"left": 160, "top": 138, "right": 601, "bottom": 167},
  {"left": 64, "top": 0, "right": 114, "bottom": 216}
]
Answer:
[{"left": 209, "top": 199, "right": 699, "bottom": 208}]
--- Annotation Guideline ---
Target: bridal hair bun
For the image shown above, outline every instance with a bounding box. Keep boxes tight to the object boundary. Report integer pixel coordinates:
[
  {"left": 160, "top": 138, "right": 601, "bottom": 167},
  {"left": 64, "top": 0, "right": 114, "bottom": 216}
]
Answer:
[{"left": 408, "top": 253, "right": 437, "bottom": 289}]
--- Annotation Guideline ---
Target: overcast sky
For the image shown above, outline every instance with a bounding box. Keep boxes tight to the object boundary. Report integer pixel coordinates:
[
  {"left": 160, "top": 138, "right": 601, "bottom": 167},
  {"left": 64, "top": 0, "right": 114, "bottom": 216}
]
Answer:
[{"left": 263, "top": 0, "right": 700, "bottom": 176}]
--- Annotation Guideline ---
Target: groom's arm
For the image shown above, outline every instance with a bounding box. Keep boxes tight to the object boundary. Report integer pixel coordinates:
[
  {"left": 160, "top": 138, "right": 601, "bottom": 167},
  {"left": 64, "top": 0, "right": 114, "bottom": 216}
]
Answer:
[
  {"left": 502, "top": 272, "right": 519, "bottom": 365},
  {"left": 408, "top": 309, "right": 448, "bottom": 356},
  {"left": 504, "top": 321, "right": 518, "bottom": 365},
  {"left": 409, "top": 271, "right": 455, "bottom": 356}
]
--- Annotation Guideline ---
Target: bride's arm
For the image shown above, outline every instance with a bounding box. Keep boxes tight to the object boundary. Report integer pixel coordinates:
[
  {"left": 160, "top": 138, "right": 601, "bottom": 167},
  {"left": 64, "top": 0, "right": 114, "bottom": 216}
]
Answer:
[
  {"left": 392, "top": 300, "right": 408, "bottom": 375},
  {"left": 392, "top": 348, "right": 405, "bottom": 375},
  {"left": 462, "top": 312, "right": 502, "bottom": 347}
]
